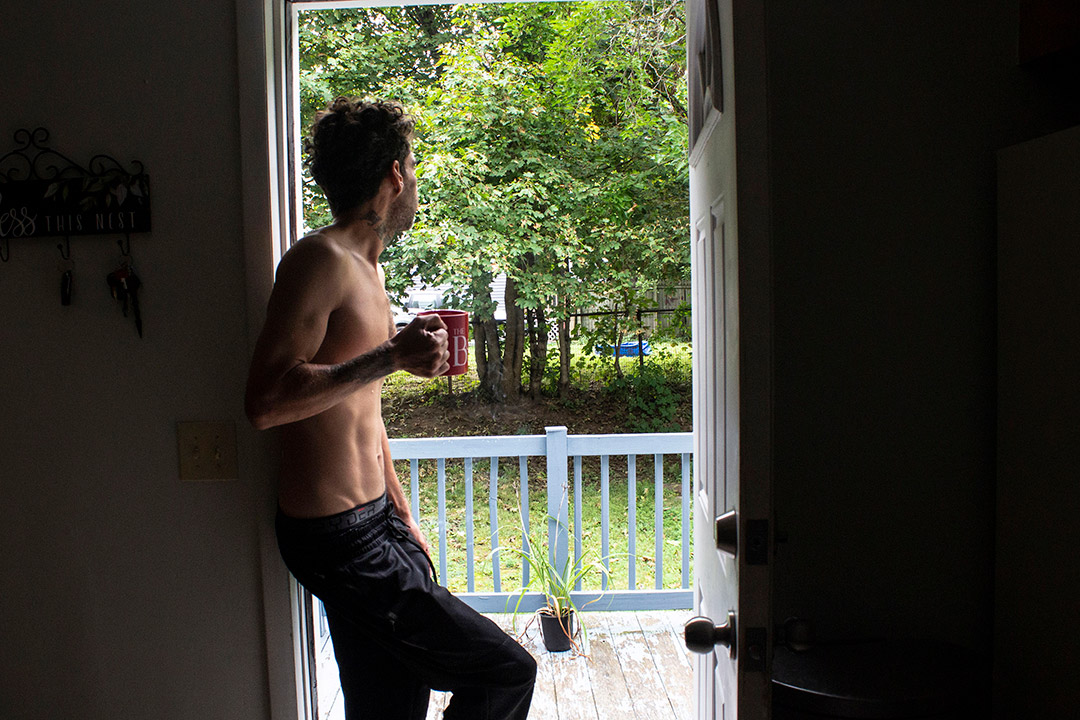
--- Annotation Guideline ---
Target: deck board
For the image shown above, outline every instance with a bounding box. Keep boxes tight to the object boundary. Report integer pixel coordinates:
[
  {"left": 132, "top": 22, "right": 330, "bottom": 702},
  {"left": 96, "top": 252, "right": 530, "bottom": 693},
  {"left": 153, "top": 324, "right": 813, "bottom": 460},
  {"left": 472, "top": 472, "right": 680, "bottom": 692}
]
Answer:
[
  {"left": 580, "top": 615, "right": 636, "bottom": 719},
  {"left": 320, "top": 610, "right": 691, "bottom": 720},
  {"left": 602, "top": 611, "right": 680, "bottom": 720},
  {"left": 638, "top": 612, "right": 695, "bottom": 719},
  {"left": 549, "top": 650, "right": 600, "bottom": 719}
]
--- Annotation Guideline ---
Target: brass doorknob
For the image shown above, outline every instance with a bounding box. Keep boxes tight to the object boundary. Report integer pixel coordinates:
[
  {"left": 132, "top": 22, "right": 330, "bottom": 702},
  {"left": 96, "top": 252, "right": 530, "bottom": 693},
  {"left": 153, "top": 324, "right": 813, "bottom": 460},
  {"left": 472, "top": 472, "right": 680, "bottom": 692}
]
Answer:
[{"left": 684, "top": 612, "right": 737, "bottom": 658}]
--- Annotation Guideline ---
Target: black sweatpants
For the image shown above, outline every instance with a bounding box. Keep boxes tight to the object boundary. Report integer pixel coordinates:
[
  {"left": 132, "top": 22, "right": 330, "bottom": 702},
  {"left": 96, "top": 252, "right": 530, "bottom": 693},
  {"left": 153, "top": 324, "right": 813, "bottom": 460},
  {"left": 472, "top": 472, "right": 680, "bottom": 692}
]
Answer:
[{"left": 276, "top": 495, "right": 537, "bottom": 720}]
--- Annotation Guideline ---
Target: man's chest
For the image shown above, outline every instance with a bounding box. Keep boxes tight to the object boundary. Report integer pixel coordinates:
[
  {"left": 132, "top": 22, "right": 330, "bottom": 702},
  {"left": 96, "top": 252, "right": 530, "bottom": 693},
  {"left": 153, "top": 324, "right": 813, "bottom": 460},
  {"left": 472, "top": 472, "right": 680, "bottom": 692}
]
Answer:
[{"left": 316, "top": 289, "right": 394, "bottom": 362}]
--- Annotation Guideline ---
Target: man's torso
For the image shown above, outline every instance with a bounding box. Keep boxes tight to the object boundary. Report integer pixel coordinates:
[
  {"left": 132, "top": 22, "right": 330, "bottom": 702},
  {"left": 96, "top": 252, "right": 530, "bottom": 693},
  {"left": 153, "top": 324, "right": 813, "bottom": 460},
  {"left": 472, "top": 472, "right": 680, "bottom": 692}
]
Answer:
[{"left": 277, "top": 234, "right": 396, "bottom": 518}]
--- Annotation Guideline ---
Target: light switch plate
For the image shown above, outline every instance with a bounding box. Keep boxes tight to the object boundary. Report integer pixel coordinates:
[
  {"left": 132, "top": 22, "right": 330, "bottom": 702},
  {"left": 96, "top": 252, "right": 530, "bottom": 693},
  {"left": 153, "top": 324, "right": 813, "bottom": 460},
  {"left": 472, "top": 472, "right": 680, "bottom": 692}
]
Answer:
[{"left": 177, "top": 421, "right": 238, "bottom": 481}]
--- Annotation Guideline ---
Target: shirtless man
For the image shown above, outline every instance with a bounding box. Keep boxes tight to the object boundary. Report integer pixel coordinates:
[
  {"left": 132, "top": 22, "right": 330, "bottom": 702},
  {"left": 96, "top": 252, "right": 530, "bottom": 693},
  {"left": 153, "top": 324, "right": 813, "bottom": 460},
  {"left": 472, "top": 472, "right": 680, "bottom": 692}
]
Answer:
[{"left": 245, "top": 98, "right": 536, "bottom": 720}]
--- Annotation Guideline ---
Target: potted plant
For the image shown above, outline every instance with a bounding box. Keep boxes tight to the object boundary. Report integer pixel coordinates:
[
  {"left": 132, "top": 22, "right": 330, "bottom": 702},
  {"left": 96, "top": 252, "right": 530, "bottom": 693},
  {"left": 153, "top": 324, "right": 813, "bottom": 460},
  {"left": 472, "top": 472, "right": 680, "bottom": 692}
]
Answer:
[{"left": 497, "top": 522, "right": 609, "bottom": 653}]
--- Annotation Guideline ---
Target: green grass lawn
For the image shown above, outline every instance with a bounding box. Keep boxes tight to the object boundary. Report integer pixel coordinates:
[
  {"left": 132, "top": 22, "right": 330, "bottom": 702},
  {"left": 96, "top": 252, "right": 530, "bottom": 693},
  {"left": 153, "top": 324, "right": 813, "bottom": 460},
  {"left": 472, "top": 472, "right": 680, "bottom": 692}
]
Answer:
[{"left": 398, "top": 455, "right": 693, "bottom": 596}]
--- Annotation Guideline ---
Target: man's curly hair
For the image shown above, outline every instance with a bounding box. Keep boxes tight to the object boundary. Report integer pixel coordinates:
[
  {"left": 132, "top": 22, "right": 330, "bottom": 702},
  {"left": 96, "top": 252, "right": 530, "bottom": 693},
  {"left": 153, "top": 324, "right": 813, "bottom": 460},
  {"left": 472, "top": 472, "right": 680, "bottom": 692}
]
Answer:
[{"left": 305, "top": 98, "right": 415, "bottom": 216}]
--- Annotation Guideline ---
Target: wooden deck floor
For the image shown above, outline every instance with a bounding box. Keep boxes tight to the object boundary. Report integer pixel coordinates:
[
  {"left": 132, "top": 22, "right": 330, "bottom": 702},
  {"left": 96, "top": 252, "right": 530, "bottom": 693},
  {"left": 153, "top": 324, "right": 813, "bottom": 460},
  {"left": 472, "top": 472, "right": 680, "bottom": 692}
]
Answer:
[{"left": 318, "top": 610, "right": 694, "bottom": 720}]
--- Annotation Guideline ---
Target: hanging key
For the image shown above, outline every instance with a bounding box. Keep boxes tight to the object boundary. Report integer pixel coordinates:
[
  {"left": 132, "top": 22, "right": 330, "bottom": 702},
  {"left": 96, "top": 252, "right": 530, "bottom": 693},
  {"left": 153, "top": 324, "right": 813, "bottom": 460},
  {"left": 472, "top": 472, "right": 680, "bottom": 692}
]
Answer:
[
  {"left": 60, "top": 266, "right": 74, "bottom": 305},
  {"left": 57, "top": 241, "right": 74, "bottom": 306},
  {"left": 107, "top": 265, "right": 127, "bottom": 303},
  {"left": 126, "top": 267, "right": 143, "bottom": 338},
  {"left": 58, "top": 259, "right": 74, "bottom": 306},
  {"left": 107, "top": 264, "right": 130, "bottom": 325}
]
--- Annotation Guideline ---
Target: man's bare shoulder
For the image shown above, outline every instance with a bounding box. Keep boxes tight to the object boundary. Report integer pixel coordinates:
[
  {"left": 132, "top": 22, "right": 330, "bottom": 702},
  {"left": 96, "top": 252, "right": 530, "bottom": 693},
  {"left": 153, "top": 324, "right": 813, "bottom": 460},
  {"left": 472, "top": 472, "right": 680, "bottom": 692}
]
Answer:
[
  {"left": 269, "top": 231, "right": 358, "bottom": 301},
  {"left": 277, "top": 230, "right": 348, "bottom": 274}
]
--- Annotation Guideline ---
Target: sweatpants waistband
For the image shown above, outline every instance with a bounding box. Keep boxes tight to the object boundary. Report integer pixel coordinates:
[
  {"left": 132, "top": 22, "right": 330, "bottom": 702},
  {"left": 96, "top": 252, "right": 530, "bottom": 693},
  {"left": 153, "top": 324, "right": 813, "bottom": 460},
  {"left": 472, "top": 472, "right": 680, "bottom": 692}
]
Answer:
[
  {"left": 276, "top": 494, "right": 389, "bottom": 537},
  {"left": 276, "top": 493, "right": 438, "bottom": 583}
]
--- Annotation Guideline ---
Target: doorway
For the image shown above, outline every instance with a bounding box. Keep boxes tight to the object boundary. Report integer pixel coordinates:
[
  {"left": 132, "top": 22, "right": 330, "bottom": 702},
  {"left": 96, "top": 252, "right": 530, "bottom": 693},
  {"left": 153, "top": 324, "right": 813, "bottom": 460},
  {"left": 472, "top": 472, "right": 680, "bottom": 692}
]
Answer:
[{"left": 284, "top": 1, "right": 694, "bottom": 718}]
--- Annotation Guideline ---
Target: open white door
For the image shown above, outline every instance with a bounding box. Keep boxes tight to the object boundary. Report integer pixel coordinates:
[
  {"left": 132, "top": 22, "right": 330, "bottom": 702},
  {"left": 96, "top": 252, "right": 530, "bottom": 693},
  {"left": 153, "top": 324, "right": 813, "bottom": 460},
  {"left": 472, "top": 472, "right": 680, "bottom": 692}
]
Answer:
[{"left": 686, "top": 0, "right": 771, "bottom": 718}]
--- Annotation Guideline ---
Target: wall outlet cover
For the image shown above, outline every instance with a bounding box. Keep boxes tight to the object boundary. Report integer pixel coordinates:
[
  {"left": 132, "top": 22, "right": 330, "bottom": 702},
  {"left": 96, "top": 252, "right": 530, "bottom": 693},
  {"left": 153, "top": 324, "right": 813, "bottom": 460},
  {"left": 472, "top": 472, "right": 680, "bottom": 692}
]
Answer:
[{"left": 177, "top": 421, "right": 238, "bottom": 481}]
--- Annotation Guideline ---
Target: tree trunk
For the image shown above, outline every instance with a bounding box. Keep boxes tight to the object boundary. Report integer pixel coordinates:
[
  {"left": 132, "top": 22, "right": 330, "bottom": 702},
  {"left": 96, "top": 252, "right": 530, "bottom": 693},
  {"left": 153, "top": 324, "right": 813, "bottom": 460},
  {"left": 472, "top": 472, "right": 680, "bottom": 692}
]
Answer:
[
  {"left": 614, "top": 324, "right": 624, "bottom": 380},
  {"left": 466, "top": 271, "right": 504, "bottom": 402},
  {"left": 482, "top": 318, "right": 503, "bottom": 401},
  {"left": 474, "top": 317, "right": 488, "bottom": 389},
  {"left": 474, "top": 317, "right": 504, "bottom": 402},
  {"left": 527, "top": 306, "right": 548, "bottom": 399},
  {"left": 502, "top": 277, "right": 525, "bottom": 402},
  {"left": 557, "top": 299, "right": 572, "bottom": 400}
]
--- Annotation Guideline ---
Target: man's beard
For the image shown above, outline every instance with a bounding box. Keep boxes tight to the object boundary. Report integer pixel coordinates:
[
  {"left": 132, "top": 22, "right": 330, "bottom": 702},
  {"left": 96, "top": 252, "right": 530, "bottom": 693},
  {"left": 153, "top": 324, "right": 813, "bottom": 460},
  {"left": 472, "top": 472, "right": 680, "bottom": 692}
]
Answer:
[{"left": 381, "top": 191, "right": 417, "bottom": 245}]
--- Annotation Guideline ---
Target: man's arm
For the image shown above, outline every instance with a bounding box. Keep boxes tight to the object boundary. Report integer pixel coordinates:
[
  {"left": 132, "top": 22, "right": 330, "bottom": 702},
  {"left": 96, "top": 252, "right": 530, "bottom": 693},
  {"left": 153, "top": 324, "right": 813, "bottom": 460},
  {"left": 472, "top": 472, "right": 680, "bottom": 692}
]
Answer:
[
  {"left": 245, "top": 239, "right": 448, "bottom": 430},
  {"left": 382, "top": 428, "right": 430, "bottom": 553}
]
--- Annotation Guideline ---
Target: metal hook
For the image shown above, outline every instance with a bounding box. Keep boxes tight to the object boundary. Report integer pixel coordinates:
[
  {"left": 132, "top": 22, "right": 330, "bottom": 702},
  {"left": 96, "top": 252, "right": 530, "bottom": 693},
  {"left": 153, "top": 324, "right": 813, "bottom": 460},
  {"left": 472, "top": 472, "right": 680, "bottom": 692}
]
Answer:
[
  {"left": 57, "top": 237, "right": 71, "bottom": 261},
  {"left": 0, "top": 237, "right": 9, "bottom": 262},
  {"left": 117, "top": 234, "right": 132, "bottom": 262}
]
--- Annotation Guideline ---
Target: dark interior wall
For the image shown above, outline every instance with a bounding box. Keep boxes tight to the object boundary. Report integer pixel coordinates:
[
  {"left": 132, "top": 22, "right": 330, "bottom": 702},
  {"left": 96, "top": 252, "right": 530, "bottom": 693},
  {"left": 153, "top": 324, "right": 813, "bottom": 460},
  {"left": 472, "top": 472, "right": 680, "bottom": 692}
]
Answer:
[
  {"left": 995, "top": 123, "right": 1080, "bottom": 719},
  {"left": 767, "top": 0, "right": 1075, "bottom": 662},
  {"left": 0, "top": 2, "right": 271, "bottom": 718}
]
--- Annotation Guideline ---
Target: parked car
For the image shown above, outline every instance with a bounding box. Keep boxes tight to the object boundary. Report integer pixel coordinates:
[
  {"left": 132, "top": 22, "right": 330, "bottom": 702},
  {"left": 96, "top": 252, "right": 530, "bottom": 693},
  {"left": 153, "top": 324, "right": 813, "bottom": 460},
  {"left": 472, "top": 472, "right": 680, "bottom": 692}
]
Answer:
[
  {"left": 391, "top": 304, "right": 417, "bottom": 331},
  {"left": 403, "top": 288, "right": 448, "bottom": 313},
  {"left": 401, "top": 278, "right": 507, "bottom": 323}
]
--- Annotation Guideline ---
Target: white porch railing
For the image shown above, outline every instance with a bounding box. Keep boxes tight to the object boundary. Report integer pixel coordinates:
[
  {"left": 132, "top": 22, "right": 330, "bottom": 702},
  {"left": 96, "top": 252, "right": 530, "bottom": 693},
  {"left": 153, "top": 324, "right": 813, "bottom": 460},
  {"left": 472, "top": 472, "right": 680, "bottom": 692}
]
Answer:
[{"left": 389, "top": 426, "right": 693, "bottom": 612}]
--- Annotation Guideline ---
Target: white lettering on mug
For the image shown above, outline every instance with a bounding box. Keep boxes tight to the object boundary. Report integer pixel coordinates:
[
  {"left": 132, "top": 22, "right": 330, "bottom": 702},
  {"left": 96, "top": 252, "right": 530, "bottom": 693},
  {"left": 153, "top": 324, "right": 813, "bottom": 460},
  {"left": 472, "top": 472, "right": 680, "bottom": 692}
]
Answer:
[{"left": 452, "top": 334, "right": 468, "bottom": 368}]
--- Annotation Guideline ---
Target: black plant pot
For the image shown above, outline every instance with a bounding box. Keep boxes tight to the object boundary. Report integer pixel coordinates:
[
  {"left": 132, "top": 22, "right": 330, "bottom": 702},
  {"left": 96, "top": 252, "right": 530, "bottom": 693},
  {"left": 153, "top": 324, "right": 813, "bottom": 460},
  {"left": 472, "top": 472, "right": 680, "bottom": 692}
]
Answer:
[{"left": 539, "top": 609, "right": 575, "bottom": 651}]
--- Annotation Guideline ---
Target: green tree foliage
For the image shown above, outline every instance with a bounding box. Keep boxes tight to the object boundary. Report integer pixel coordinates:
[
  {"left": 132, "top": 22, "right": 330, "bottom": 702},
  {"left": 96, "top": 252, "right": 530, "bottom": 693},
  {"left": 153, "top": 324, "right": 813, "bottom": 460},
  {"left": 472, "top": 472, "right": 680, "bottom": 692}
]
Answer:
[{"left": 298, "top": 1, "right": 688, "bottom": 402}]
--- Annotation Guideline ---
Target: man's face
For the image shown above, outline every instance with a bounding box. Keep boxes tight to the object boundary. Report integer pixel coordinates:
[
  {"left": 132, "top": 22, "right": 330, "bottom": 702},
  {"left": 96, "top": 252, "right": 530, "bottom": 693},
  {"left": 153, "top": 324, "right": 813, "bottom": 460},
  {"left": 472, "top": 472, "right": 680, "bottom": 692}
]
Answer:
[{"left": 386, "top": 150, "right": 418, "bottom": 241}]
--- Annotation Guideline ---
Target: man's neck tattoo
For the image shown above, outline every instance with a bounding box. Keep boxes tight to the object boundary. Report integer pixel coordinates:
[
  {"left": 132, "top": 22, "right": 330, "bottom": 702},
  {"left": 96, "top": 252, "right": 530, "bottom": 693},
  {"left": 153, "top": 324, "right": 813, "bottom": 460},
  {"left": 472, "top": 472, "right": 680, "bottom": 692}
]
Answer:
[{"left": 363, "top": 209, "right": 393, "bottom": 243}]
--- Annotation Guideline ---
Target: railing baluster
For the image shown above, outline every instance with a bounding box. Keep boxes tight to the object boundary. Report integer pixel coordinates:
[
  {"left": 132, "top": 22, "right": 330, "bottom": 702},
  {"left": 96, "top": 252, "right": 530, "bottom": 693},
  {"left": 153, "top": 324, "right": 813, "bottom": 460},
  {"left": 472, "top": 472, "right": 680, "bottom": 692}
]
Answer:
[
  {"left": 437, "top": 458, "right": 447, "bottom": 585},
  {"left": 628, "top": 453, "right": 636, "bottom": 590},
  {"left": 546, "top": 426, "right": 569, "bottom": 573},
  {"left": 681, "top": 452, "right": 691, "bottom": 589},
  {"left": 519, "top": 455, "right": 530, "bottom": 587},
  {"left": 490, "top": 456, "right": 501, "bottom": 593},
  {"left": 573, "top": 455, "right": 583, "bottom": 590},
  {"left": 410, "top": 458, "right": 419, "bottom": 524},
  {"left": 465, "top": 457, "right": 474, "bottom": 593},
  {"left": 655, "top": 453, "right": 664, "bottom": 590},
  {"left": 601, "top": 454, "right": 610, "bottom": 591}
]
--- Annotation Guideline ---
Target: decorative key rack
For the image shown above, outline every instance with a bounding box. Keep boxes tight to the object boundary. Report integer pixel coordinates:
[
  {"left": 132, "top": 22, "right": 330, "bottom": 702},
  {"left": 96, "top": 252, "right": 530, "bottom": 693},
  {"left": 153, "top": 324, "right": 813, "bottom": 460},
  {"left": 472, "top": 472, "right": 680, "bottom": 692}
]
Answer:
[
  {"left": 0, "top": 127, "right": 151, "bottom": 250},
  {"left": 0, "top": 128, "right": 152, "bottom": 334}
]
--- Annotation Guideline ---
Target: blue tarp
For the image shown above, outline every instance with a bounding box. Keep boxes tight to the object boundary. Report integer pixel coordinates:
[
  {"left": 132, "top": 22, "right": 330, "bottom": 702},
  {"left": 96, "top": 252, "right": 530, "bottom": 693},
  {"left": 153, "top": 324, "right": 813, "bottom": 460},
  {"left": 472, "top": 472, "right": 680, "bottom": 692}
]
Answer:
[{"left": 595, "top": 340, "right": 652, "bottom": 357}]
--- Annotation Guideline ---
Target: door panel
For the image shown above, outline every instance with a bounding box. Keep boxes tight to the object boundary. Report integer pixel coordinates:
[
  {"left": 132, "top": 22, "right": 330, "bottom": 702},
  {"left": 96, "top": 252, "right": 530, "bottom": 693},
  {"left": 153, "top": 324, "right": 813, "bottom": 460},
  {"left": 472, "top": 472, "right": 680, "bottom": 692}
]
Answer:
[
  {"left": 692, "top": 196, "right": 739, "bottom": 720},
  {"left": 688, "top": 0, "right": 771, "bottom": 718}
]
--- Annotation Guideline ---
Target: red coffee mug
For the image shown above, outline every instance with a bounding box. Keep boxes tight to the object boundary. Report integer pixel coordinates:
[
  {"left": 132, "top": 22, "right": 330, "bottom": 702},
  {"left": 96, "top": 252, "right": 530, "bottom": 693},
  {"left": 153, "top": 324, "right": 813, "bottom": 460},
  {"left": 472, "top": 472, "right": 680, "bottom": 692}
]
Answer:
[{"left": 419, "top": 309, "right": 469, "bottom": 376}]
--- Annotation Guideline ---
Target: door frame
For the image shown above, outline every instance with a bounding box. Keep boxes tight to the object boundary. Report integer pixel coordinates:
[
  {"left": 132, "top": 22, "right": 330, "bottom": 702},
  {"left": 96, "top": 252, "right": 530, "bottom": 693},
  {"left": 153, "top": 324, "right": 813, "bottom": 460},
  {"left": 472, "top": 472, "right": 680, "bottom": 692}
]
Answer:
[
  {"left": 727, "top": 0, "right": 773, "bottom": 715},
  {"left": 236, "top": 1, "right": 774, "bottom": 719},
  {"left": 236, "top": 1, "right": 311, "bottom": 720},
  {"left": 689, "top": 0, "right": 773, "bottom": 716}
]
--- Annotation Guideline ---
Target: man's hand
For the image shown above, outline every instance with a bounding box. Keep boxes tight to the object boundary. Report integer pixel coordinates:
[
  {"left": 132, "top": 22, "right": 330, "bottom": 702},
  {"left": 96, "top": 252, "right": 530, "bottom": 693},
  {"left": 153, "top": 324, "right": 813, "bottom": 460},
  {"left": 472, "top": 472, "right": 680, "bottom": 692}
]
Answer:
[
  {"left": 404, "top": 516, "right": 430, "bottom": 556},
  {"left": 390, "top": 314, "right": 450, "bottom": 377}
]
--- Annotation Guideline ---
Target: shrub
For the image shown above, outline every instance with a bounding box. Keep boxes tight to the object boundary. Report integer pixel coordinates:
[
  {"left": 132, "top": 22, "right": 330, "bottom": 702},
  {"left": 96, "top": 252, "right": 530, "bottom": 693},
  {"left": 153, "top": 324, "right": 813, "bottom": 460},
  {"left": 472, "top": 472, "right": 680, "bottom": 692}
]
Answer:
[{"left": 605, "top": 343, "right": 692, "bottom": 433}]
